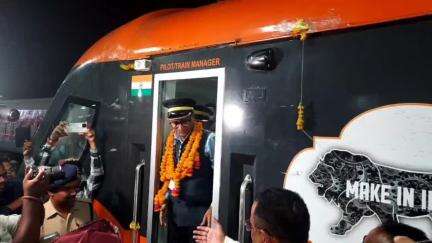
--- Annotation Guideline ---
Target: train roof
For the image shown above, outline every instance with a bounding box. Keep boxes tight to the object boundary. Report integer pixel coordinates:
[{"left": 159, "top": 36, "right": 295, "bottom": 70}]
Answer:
[
  {"left": 0, "top": 98, "right": 52, "bottom": 110},
  {"left": 75, "top": 0, "right": 432, "bottom": 67}
]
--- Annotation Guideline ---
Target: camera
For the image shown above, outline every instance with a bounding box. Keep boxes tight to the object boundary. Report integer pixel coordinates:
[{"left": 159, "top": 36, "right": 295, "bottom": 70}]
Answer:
[{"left": 29, "top": 165, "right": 65, "bottom": 182}]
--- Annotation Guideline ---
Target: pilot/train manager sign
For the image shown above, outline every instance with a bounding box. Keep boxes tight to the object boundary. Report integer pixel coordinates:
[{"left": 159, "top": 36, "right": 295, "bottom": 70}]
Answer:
[{"left": 159, "top": 57, "right": 221, "bottom": 72}]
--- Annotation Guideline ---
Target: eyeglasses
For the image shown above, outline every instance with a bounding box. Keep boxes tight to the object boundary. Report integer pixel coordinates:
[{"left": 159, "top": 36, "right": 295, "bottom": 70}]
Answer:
[
  {"left": 245, "top": 219, "right": 252, "bottom": 232},
  {"left": 245, "top": 218, "right": 274, "bottom": 237},
  {"left": 170, "top": 118, "right": 190, "bottom": 126}
]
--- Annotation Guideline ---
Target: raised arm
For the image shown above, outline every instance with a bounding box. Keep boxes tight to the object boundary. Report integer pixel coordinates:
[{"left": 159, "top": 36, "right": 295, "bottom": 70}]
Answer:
[
  {"left": 39, "top": 122, "right": 68, "bottom": 165},
  {"left": 80, "top": 128, "right": 104, "bottom": 200},
  {"left": 23, "top": 140, "right": 35, "bottom": 168},
  {"left": 12, "top": 168, "right": 48, "bottom": 243}
]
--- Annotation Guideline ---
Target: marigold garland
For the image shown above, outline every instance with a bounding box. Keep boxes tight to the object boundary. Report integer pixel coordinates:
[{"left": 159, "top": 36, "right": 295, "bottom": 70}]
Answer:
[{"left": 154, "top": 122, "right": 204, "bottom": 212}]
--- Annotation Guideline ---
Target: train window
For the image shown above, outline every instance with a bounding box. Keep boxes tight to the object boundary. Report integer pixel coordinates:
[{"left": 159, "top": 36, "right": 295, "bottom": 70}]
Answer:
[
  {"left": 148, "top": 68, "right": 225, "bottom": 242},
  {"left": 47, "top": 101, "right": 98, "bottom": 165}
]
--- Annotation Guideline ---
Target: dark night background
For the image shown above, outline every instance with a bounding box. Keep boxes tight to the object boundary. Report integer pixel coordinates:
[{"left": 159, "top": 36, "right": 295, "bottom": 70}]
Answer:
[{"left": 0, "top": 0, "right": 214, "bottom": 99}]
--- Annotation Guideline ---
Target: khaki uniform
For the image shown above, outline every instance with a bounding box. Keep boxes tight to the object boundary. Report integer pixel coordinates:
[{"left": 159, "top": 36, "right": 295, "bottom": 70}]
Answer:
[{"left": 41, "top": 199, "right": 93, "bottom": 237}]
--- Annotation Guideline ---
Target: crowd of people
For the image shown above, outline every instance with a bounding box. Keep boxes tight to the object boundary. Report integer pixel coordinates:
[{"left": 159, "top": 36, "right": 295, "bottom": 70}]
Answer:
[
  {"left": 0, "top": 97, "right": 430, "bottom": 243},
  {"left": 0, "top": 122, "right": 105, "bottom": 242}
]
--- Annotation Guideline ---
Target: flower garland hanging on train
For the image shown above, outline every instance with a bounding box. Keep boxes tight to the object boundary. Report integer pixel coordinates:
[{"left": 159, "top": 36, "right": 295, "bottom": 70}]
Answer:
[{"left": 154, "top": 122, "right": 203, "bottom": 212}]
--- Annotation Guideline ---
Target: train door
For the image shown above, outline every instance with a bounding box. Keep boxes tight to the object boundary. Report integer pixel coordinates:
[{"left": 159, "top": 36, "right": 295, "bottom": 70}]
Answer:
[{"left": 146, "top": 68, "right": 225, "bottom": 242}]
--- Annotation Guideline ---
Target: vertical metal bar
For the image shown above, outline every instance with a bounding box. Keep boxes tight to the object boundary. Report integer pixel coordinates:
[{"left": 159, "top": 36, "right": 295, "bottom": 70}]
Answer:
[
  {"left": 131, "top": 160, "right": 146, "bottom": 243},
  {"left": 238, "top": 174, "right": 252, "bottom": 243}
]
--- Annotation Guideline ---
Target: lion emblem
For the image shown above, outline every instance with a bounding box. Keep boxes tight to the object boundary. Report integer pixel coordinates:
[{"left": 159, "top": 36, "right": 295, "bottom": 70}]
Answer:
[{"left": 309, "top": 150, "right": 432, "bottom": 235}]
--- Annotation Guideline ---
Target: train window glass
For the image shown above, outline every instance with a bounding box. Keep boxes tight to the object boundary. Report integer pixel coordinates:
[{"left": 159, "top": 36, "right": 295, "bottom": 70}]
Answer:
[
  {"left": 149, "top": 68, "right": 225, "bottom": 242},
  {"left": 47, "top": 103, "right": 96, "bottom": 165}
]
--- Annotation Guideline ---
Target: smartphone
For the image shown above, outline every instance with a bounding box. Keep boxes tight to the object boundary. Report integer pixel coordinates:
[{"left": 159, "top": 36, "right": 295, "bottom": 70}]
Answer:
[{"left": 67, "top": 122, "right": 87, "bottom": 133}]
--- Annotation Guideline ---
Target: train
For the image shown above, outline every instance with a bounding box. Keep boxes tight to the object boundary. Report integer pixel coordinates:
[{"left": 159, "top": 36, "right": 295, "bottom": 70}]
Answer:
[{"left": 2, "top": 0, "right": 432, "bottom": 242}]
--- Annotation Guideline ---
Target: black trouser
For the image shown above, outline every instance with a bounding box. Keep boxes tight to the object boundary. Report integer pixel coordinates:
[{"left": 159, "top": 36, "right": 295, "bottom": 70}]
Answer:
[
  {"left": 166, "top": 193, "right": 210, "bottom": 243},
  {"left": 167, "top": 221, "right": 195, "bottom": 243}
]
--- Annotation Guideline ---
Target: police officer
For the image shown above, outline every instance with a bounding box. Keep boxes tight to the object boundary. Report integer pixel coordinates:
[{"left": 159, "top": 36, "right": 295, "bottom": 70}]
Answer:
[{"left": 155, "top": 98, "right": 214, "bottom": 243}]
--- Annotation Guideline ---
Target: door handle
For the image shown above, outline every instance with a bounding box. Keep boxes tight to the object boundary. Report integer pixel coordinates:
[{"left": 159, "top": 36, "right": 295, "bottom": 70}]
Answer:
[
  {"left": 131, "top": 160, "right": 146, "bottom": 243},
  {"left": 238, "top": 174, "right": 253, "bottom": 243}
]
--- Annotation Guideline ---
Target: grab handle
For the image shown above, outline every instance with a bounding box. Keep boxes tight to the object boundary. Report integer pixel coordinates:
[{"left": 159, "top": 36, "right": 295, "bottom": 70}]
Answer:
[
  {"left": 238, "top": 174, "right": 253, "bottom": 243},
  {"left": 131, "top": 160, "right": 146, "bottom": 243}
]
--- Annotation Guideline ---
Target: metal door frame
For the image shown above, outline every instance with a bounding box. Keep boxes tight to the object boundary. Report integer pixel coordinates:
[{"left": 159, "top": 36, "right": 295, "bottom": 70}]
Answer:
[{"left": 147, "top": 68, "right": 226, "bottom": 242}]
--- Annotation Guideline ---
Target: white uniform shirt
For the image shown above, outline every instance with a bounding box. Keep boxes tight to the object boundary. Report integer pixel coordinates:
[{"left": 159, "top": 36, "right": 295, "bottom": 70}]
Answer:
[{"left": 0, "top": 214, "right": 20, "bottom": 243}]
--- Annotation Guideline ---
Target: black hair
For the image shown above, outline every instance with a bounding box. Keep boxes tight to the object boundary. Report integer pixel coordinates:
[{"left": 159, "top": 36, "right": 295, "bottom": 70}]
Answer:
[
  {"left": 48, "top": 177, "right": 81, "bottom": 193},
  {"left": 378, "top": 221, "right": 429, "bottom": 242},
  {"left": 1, "top": 155, "right": 11, "bottom": 162},
  {"left": 254, "top": 187, "right": 310, "bottom": 243}
]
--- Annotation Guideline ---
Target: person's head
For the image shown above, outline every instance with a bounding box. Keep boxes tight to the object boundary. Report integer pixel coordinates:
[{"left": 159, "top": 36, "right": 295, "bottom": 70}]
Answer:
[
  {"left": 163, "top": 98, "right": 196, "bottom": 140},
  {"left": 169, "top": 115, "right": 194, "bottom": 139},
  {"left": 363, "top": 222, "right": 429, "bottom": 243},
  {"left": 2, "top": 160, "right": 17, "bottom": 179},
  {"left": 193, "top": 104, "right": 214, "bottom": 123},
  {"left": 249, "top": 188, "right": 310, "bottom": 243},
  {"left": 0, "top": 163, "right": 7, "bottom": 191},
  {"left": 48, "top": 164, "right": 81, "bottom": 210}
]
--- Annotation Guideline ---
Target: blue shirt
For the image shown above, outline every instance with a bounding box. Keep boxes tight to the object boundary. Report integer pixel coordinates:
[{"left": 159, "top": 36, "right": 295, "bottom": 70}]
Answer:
[{"left": 174, "top": 131, "right": 215, "bottom": 167}]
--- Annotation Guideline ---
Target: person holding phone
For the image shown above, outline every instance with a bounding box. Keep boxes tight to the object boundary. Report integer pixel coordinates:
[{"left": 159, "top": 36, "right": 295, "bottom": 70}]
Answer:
[{"left": 23, "top": 121, "right": 104, "bottom": 201}]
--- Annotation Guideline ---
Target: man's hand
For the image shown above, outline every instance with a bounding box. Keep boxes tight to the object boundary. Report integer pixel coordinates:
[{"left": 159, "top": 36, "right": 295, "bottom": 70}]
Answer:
[
  {"left": 49, "top": 121, "right": 68, "bottom": 146},
  {"left": 193, "top": 226, "right": 210, "bottom": 243},
  {"left": 23, "top": 140, "right": 33, "bottom": 159},
  {"left": 159, "top": 204, "right": 168, "bottom": 227},
  {"left": 200, "top": 207, "right": 212, "bottom": 226},
  {"left": 12, "top": 168, "right": 48, "bottom": 243},
  {"left": 81, "top": 128, "right": 97, "bottom": 150},
  {"left": 23, "top": 168, "right": 49, "bottom": 198},
  {"left": 193, "top": 217, "right": 225, "bottom": 243}
]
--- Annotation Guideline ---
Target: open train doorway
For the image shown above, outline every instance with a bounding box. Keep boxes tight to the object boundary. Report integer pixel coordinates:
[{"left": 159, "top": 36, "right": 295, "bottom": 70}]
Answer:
[{"left": 147, "top": 68, "right": 225, "bottom": 243}]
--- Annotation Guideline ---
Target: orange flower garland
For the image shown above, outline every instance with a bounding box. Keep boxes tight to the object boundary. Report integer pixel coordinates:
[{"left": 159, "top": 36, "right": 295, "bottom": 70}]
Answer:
[{"left": 154, "top": 122, "right": 204, "bottom": 211}]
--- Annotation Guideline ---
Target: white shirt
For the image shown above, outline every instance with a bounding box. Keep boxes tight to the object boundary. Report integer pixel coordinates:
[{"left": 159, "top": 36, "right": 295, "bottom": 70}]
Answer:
[
  {"left": 0, "top": 214, "right": 20, "bottom": 243},
  {"left": 224, "top": 236, "right": 239, "bottom": 243}
]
